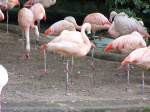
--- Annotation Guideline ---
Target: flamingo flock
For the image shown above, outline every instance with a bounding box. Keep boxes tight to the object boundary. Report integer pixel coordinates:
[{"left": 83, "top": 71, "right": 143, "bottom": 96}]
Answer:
[{"left": 0, "top": 1, "right": 150, "bottom": 110}]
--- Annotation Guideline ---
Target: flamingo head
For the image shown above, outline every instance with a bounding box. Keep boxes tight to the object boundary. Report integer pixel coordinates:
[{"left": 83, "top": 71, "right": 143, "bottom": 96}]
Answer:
[
  {"left": 109, "top": 11, "right": 117, "bottom": 23},
  {"left": 50, "top": 0, "right": 56, "bottom": 6},
  {"left": 44, "top": 28, "right": 54, "bottom": 37}
]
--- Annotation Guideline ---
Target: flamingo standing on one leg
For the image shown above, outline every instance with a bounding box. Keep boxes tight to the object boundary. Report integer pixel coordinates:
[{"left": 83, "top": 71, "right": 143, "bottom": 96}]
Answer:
[
  {"left": 40, "top": 23, "right": 93, "bottom": 95},
  {"left": 108, "top": 11, "right": 149, "bottom": 38},
  {"left": 104, "top": 31, "right": 147, "bottom": 90},
  {"left": 0, "top": 65, "right": 8, "bottom": 112},
  {"left": 30, "top": 3, "right": 46, "bottom": 30},
  {"left": 18, "top": 8, "right": 40, "bottom": 59},
  {"left": 83, "top": 12, "right": 111, "bottom": 37},
  {"left": 0, "top": 0, "right": 20, "bottom": 33},
  {"left": 121, "top": 47, "right": 150, "bottom": 96}
]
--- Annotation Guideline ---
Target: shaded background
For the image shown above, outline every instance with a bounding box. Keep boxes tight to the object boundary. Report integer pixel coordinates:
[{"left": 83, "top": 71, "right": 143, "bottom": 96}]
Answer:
[{"left": 3, "top": 0, "right": 150, "bottom": 32}]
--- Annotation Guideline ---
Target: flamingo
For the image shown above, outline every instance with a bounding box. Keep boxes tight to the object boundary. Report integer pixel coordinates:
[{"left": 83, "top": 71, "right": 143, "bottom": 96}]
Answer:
[
  {"left": 30, "top": 3, "right": 46, "bottom": 30},
  {"left": 0, "top": 0, "right": 20, "bottom": 33},
  {"left": 0, "top": 9, "right": 4, "bottom": 21},
  {"left": 0, "top": 65, "right": 8, "bottom": 112},
  {"left": 40, "top": 23, "right": 92, "bottom": 95},
  {"left": 121, "top": 47, "right": 150, "bottom": 95},
  {"left": 24, "top": 0, "right": 56, "bottom": 8},
  {"left": 18, "top": 8, "right": 40, "bottom": 59},
  {"left": 64, "top": 16, "right": 81, "bottom": 31},
  {"left": 44, "top": 20, "right": 76, "bottom": 36},
  {"left": 83, "top": 12, "right": 111, "bottom": 36},
  {"left": 108, "top": 11, "right": 149, "bottom": 38},
  {"left": 104, "top": 31, "right": 147, "bottom": 90}
]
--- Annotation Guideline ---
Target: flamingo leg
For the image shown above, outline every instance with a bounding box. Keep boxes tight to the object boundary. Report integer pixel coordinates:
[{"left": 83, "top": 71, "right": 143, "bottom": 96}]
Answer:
[
  {"left": 123, "top": 63, "right": 130, "bottom": 91},
  {"left": 43, "top": 49, "right": 47, "bottom": 74},
  {"left": 90, "top": 47, "right": 96, "bottom": 86},
  {"left": 37, "top": 20, "right": 40, "bottom": 32},
  {"left": 24, "top": 28, "right": 30, "bottom": 59},
  {"left": 6, "top": 10, "right": 9, "bottom": 33},
  {"left": 141, "top": 71, "right": 145, "bottom": 95},
  {"left": 22, "top": 30, "right": 26, "bottom": 48},
  {"left": 70, "top": 56, "right": 74, "bottom": 85},
  {"left": 127, "top": 63, "right": 130, "bottom": 88},
  {"left": 65, "top": 59, "right": 69, "bottom": 95}
]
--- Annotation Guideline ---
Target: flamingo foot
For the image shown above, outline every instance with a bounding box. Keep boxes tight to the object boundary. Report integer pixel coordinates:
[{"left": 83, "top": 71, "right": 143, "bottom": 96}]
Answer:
[
  {"left": 42, "top": 69, "right": 48, "bottom": 75},
  {"left": 38, "top": 70, "right": 48, "bottom": 80},
  {"left": 125, "top": 87, "right": 132, "bottom": 92},
  {"left": 20, "top": 53, "right": 30, "bottom": 60},
  {"left": 25, "top": 54, "right": 30, "bottom": 59}
]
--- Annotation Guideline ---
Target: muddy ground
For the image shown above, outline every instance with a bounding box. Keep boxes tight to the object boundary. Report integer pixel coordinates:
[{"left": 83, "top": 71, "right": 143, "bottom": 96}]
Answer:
[{"left": 0, "top": 24, "right": 150, "bottom": 112}]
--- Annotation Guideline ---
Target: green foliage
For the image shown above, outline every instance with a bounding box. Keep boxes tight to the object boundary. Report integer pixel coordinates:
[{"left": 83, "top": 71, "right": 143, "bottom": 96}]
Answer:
[{"left": 105, "top": 0, "right": 150, "bottom": 16}]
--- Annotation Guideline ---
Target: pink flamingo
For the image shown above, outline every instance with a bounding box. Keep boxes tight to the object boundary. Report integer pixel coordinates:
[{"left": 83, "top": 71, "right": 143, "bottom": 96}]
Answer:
[
  {"left": 18, "top": 8, "right": 40, "bottom": 59},
  {"left": 44, "top": 20, "right": 76, "bottom": 36},
  {"left": 24, "top": 0, "right": 56, "bottom": 8},
  {"left": 104, "top": 31, "right": 146, "bottom": 89},
  {"left": 0, "top": 9, "right": 4, "bottom": 21},
  {"left": 0, "top": 65, "right": 8, "bottom": 112},
  {"left": 83, "top": 12, "right": 111, "bottom": 36},
  {"left": 108, "top": 11, "right": 149, "bottom": 38},
  {"left": 121, "top": 47, "right": 150, "bottom": 95},
  {"left": 0, "top": 0, "right": 20, "bottom": 33},
  {"left": 30, "top": 3, "right": 46, "bottom": 30},
  {"left": 40, "top": 23, "right": 92, "bottom": 95}
]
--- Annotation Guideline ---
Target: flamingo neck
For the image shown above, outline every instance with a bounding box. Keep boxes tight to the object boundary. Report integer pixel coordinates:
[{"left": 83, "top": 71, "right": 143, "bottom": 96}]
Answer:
[
  {"left": 81, "top": 26, "right": 91, "bottom": 49},
  {"left": 75, "top": 24, "right": 81, "bottom": 31}
]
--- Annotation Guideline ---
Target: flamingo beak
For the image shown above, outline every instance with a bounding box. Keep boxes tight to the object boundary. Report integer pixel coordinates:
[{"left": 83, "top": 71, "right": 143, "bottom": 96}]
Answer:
[
  {"left": 104, "top": 43, "right": 113, "bottom": 53},
  {"left": 43, "top": 16, "right": 47, "bottom": 21},
  {"left": 44, "top": 28, "right": 52, "bottom": 37}
]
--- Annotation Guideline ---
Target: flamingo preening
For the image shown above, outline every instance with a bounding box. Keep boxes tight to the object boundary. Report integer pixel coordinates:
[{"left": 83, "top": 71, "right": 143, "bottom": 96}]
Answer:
[
  {"left": 64, "top": 16, "right": 81, "bottom": 31},
  {"left": 18, "top": 7, "right": 40, "bottom": 59},
  {"left": 41, "top": 23, "right": 92, "bottom": 95},
  {"left": 30, "top": 3, "right": 46, "bottom": 30},
  {"left": 0, "top": 65, "right": 8, "bottom": 112},
  {"left": 104, "top": 31, "right": 146, "bottom": 90},
  {"left": 44, "top": 20, "right": 76, "bottom": 36},
  {"left": 109, "top": 11, "right": 149, "bottom": 38}
]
